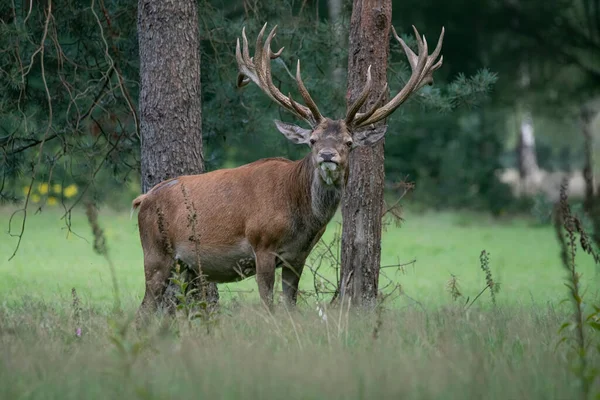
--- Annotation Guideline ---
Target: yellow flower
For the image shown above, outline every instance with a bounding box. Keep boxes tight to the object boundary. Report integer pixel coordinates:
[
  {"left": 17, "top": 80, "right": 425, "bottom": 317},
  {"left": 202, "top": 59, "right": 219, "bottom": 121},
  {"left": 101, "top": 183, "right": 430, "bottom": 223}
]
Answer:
[
  {"left": 22, "top": 186, "right": 31, "bottom": 196},
  {"left": 38, "top": 183, "right": 49, "bottom": 195},
  {"left": 63, "top": 184, "right": 78, "bottom": 199},
  {"left": 47, "top": 196, "right": 58, "bottom": 206},
  {"left": 52, "top": 184, "right": 62, "bottom": 194},
  {"left": 31, "top": 194, "right": 41, "bottom": 203}
]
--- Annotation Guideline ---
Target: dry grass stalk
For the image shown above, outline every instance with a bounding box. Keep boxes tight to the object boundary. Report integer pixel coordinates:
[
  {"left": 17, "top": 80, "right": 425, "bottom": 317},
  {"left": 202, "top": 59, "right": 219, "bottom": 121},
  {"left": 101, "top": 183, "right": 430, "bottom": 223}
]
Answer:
[
  {"left": 479, "top": 250, "right": 498, "bottom": 306},
  {"left": 447, "top": 274, "right": 463, "bottom": 301},
  {"left": 156, "top": 206, "right": 173, "bottom": 258},
  {"left": 554, "top": 179, "right": 595, "bottom": 400},
  {"left": 180, "top": 183, "right": 208, "bottom": 304},
  {"left": 382, "top": 178, "right": 415, "bottom": 229},
  {"left": 85, "top": 202, "right": 121, "bottom": 315}
]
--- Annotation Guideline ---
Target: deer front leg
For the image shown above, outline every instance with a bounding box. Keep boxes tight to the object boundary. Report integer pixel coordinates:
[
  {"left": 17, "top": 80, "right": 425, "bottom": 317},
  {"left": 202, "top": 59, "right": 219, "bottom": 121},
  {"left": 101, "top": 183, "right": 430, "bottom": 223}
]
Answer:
[
  {"left": 255, "top": 251, "right": 276, "bottom": 309},
  {"left": 282, "top": 261, "right": 304, "bottom": 308}
]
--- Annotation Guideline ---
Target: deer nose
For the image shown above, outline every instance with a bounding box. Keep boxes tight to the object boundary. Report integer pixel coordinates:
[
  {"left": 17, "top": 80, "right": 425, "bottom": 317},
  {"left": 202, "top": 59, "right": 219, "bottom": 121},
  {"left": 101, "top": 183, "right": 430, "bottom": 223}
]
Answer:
[{"left": 319, "top": 151, "right": 337, "bottom": 163}]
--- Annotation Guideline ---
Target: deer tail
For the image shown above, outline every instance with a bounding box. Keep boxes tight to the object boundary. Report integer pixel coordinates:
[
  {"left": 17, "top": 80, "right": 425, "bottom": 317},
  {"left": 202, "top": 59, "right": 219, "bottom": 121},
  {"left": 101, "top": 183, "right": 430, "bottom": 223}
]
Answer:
[{"left": 130, "top": 194, "right": 146, "bottom": 220}]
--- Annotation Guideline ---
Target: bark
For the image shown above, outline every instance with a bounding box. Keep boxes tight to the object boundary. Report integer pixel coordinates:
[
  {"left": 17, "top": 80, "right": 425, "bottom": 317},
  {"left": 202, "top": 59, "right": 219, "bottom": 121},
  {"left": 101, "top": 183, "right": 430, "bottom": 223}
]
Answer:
[
  {"left": 138, "top": 0, "right": 219, "bottom": 305},
  {"left": 516, "top": 111, "right": 542, "bottom": 196},
  {"left": 517, "top": 113, "right": 538, "bottom": 180},
  {"left": 340, "top": 0, "right": 391, "bottom": 308},
  {"left": 582, "top": 103, "right": 600, "bottom": 250},
  {"left": 328, "top": 0, "right": 345, "bottom": 85},
  {"left": 138, "top": 0, "right": 204, "bottom": 191},
  {"left": 516, "top": 64, "right": 540, "bottom": 195}
]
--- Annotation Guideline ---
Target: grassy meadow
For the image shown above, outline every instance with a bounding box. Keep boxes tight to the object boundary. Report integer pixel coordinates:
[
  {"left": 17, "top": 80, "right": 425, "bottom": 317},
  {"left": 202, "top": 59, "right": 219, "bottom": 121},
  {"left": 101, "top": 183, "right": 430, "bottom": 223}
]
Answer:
[
  {"left": 0, "top": 205, "right": 599, "bottom": 399},
  {"left": 1, "top": 206, "right": 598, "bottom": 308}
]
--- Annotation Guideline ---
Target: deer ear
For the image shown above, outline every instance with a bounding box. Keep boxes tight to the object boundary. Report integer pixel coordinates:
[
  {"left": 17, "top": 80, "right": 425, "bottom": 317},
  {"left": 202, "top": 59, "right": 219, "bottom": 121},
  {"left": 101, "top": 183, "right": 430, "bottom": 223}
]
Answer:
[
  {"left": 353, "top": 126, "right": 386, "bottom": 147},
  {"left": 274, "top": 120, "right": 312, "bottom": 145}
]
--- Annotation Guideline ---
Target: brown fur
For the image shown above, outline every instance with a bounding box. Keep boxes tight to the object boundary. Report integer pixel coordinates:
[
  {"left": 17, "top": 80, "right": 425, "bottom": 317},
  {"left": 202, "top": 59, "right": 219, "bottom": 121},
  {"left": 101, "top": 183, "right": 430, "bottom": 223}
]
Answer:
[{"left": 133, "top": 119, "right": 354, "bottom": 312}]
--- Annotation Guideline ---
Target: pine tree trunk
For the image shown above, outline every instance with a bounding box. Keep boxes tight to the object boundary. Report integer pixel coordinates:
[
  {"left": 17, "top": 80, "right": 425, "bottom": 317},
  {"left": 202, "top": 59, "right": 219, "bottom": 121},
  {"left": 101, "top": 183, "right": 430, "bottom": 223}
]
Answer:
[
  {"left": 138, "top": 0, "right": 219, "bottom": 305},
  {"left": 139, "top": 0, "right": 204, "bottom": 191},
  {"left": 582, "top": 103, "right": 600, "bottom": 250},
  {"left": 517, "top": 113, "right": 538, "bottom": 179},
  {"left": 516, "top": 64, "right": 540, "bottom": 196},
  {"left": 340, "top": 0, "right": 391, "bottom": 308},
  {"left": 328, "top": 0, "right": 345, "bottom": 85},
  {"left": 517, "top": 111, "right": 540, "bottom": 195}
]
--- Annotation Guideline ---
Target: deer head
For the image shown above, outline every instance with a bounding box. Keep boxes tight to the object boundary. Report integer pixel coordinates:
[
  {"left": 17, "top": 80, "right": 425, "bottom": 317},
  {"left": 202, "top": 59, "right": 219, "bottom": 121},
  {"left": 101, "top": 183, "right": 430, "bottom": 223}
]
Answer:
[{"left": 236, "top": 23, "right": 444, "bottom": 186}]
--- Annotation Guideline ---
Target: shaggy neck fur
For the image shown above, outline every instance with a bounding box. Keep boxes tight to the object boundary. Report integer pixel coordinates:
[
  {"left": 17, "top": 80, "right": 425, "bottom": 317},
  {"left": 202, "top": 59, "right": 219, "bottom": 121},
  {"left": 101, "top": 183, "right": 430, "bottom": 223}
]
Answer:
[{"left": 291, "top": 153, "right": 344, "bottom": 226}]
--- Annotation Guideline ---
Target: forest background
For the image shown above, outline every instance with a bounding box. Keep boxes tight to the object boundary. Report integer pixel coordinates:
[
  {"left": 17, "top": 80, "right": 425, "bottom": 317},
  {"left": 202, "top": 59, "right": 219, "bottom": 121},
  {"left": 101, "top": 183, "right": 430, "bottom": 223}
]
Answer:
[{"left": 2, "top": 0, "right": 597, "bottom": 219}]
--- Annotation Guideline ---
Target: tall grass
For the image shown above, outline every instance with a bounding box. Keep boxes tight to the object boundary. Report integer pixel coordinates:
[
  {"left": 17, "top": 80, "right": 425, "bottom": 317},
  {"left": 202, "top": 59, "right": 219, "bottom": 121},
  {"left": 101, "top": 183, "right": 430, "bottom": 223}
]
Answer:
[
  {"left": 1, "top": 198, "right": 600, "bottom": 398},
  {"left": 0, "top": 300, "right": 593, "bottom": 400},
  {"left": 554, "top": 182, "right": 600, "bottom": 399}
]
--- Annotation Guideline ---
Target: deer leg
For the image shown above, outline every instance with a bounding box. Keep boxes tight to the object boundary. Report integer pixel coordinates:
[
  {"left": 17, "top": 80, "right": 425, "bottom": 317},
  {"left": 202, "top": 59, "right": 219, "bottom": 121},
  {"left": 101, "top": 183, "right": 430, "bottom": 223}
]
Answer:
[
  {"left": 255, "top": 251, "right": 276, "bottom": 309},
  {"left": 138, "top": 253, "right": 174, "bottom": 315},
  {"left": 282, "top": 261, "right": 304, "bottom": 308}
]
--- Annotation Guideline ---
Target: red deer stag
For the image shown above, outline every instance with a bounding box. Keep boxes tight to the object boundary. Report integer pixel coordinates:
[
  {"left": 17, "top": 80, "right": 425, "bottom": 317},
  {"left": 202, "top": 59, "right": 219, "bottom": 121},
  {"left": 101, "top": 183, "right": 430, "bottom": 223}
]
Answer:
[{"left": 132, "top": 23, "right": 444, "bottom": 312}]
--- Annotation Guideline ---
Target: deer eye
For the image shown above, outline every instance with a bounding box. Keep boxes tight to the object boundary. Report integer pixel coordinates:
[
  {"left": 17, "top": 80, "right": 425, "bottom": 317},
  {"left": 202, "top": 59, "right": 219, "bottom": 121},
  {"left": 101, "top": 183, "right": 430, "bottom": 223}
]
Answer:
[
  {"left": 345, "top": 140, "right": 353, "bottom": 148},
  {"left": 309, "top": 138, "right": 316, "bottom": 145}
]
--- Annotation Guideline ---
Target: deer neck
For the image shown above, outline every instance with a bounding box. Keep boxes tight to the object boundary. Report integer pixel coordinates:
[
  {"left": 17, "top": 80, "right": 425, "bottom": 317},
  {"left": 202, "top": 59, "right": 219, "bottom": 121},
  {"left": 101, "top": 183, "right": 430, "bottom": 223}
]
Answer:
[{"left": 293, "top": 154, "right": 344, "bottom": 226}]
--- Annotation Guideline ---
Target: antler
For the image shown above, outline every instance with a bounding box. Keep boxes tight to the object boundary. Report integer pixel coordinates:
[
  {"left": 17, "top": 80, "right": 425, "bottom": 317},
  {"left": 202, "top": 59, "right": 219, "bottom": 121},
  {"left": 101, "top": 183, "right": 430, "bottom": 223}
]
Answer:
[
  {"left": 347, "top": 25, "right": 445, "bottom": 129},
  {"left": 236, "top": 23, "right": 323, "bottom": 127}
]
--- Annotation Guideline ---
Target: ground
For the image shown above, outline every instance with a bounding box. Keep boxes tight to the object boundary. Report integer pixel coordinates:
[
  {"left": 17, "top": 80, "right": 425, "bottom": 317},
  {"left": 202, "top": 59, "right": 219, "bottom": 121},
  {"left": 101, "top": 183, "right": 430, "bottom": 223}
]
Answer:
[{"left": 0, "top": 206, "right": 598, "bottom": 399}]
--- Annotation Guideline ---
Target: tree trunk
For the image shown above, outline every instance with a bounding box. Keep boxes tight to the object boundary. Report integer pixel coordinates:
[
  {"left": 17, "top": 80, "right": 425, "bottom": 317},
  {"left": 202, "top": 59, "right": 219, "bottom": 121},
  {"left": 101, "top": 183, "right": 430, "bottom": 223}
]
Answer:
[
  {"left": 340, "top": 0, "right": 391, "bottom": 308},
  {"left": 516, "top": 63, "right": 540, "bottom": 196},
  {"left": 138, "top": 0, "right": 219, "bottom": 305},
  {"left": 516, "top": 111, "right": 541, "bottom": 195},
  {"left": 517, "top": 113, "right": 538, "bottom": 179},
  {"left": 328, "top": 0, "right": 345, "bottom": 85},
  {"left": 582, "top": 102, "right": 600, "bottom": 250}
]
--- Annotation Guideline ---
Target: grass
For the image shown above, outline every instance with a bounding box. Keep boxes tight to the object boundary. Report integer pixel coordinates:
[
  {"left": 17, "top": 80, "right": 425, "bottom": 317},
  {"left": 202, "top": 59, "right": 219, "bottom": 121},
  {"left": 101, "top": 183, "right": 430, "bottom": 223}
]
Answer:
[
  {"left": 0, "top": 206, "right": 597, "bottom": 309},
  {"left": 0, "top": 303, "right": 590, "bottom": 400},
  {"left": 0, "top": 205, "right": 599, "bottom": 399}
]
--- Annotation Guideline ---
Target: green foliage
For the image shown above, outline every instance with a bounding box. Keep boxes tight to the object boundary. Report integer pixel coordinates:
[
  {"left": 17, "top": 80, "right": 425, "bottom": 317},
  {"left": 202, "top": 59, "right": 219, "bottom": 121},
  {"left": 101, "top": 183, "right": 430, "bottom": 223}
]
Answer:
[
  {"left": 384, "top": 107, "right": 513, "bottom": 214},
  {"left": 1, "top": 0, "right": 508, "bottom": 216},
  {"left": 2, "top": 0, "right": 599, "bottom": 222},
  {"left": 199, "top": 1, "right": 349, "bottom": 169},
  {"left": 0, "top": 0, "right": 140, "bottom": 208},
  {"left": 168, "top": 261, "right": 219, "bottom": 334},
  {"left": 382, "top": 32, "right": 504, "bottom": 212}
]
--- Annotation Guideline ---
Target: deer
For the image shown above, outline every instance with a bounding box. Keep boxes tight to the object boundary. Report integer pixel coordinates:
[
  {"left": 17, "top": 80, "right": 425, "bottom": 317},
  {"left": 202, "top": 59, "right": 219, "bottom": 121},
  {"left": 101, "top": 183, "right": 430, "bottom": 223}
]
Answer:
[{"left": 132, "top": 23, "right": 444, "bottom": 313}]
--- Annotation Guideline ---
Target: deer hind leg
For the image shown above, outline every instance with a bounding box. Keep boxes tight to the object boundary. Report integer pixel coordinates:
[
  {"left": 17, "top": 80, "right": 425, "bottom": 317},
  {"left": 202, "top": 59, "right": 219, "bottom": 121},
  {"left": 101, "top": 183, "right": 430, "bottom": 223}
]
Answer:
[
  {"left": 282, "top": 259, "right": 305, "bottom": 309},
  {"left": 138, "top": 251, "right": 175, "bottom": 316},
  {"left": 255, "top": 251, "right": 277, "bottom": 310}
]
